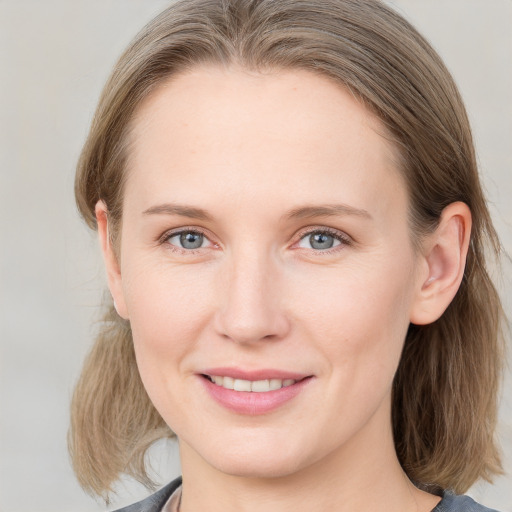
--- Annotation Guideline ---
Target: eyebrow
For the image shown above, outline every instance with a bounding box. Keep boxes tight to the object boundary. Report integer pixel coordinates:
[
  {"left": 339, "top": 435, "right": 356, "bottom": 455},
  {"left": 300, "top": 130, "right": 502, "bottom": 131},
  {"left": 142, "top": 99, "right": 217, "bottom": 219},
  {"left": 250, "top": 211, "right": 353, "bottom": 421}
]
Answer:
[
  {"left": 283, "top": 204, "right": 372, "bottom": 221},
  {"left": 142, "top": 202, "right": 372, "bottom": 221},
  {"left": 142, "top": 203, "right": 213, "bottom": 220}
]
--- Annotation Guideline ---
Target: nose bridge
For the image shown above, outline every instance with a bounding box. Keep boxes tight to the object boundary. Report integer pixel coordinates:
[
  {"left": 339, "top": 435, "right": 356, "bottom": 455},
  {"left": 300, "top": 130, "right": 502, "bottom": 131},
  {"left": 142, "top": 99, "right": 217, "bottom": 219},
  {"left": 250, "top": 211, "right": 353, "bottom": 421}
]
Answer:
[{"left": 214, "top": 243, "right": 289, "bottom": 344}]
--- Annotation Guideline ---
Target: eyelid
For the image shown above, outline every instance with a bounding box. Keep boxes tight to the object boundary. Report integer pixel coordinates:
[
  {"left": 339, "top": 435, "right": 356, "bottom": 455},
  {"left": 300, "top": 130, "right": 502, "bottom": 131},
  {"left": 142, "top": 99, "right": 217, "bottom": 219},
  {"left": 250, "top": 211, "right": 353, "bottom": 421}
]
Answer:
[
  {"left": 292, "top": 225, "right": 353, "bottom": 252},
  {"left": 159, "top": 226, "right": 218, "bottom": 253},
  {"left": 157, "top": 224, "right": 352, "bottom": 255}
]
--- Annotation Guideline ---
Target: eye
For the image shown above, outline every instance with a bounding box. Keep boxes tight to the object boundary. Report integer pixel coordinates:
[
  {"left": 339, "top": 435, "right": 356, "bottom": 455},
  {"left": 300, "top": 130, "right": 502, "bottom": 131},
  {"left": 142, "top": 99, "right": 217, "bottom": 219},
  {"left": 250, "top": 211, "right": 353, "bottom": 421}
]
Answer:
[
  {"left": 164, "top": 230, "right": 211, "bottom": 251},
  {"left": 296, "top": 229, "right": 349, "bottom": 251}
]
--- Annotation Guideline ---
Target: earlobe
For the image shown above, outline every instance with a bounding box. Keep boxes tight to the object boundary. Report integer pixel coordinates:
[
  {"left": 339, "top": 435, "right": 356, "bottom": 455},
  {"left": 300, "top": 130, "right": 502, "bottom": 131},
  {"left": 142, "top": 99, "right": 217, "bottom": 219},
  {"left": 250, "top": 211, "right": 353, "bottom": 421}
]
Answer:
[
  {"left": 410, "top": 202, "right": 472, "bottom": 325},
  {"left": 95, "top": 200, "right": 129, "bottom": 320}
]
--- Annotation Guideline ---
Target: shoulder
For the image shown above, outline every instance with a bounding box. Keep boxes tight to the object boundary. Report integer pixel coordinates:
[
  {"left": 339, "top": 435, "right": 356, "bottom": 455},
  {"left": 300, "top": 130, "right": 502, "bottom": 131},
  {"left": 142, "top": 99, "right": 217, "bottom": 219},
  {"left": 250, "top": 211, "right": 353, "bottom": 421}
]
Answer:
[
  {"left": 112, "top": 477, "right": 182, "bottom": 512},
  {"left": 434, "top": 491, "right": 502, "bottom": 512},
  {"left": 111, "top": 481, "right": 503, "bottom": 512}
]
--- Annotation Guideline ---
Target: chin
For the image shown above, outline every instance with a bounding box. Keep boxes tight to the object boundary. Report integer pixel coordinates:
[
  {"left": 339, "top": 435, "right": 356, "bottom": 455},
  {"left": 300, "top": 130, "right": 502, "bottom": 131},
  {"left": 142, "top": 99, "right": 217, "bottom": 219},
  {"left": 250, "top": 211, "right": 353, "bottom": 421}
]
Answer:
[
  {"left": 213, "top": 454, "right": 305, "bottom": 479},
  {"left": 196, "top": 435, "right": 315, "bottom": 479}
]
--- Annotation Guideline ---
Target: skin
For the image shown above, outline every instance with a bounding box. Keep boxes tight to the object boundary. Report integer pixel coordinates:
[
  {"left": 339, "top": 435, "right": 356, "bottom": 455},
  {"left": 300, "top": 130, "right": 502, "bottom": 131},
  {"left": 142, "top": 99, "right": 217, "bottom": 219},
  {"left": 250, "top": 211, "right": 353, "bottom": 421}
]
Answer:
[{"left": 97, "top": 66, "right": 471, "bottom": 512}]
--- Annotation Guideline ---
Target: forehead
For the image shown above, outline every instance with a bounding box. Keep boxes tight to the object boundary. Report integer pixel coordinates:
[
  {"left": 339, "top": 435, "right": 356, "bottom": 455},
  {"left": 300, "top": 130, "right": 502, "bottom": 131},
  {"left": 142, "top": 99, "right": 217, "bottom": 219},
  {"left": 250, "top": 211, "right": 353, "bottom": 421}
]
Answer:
[
  {"left": 129, "top": 65, "right": 395, "bottom": 157},
  {"left": 124, "top": 65, "right": 407, "bottom": 220}
]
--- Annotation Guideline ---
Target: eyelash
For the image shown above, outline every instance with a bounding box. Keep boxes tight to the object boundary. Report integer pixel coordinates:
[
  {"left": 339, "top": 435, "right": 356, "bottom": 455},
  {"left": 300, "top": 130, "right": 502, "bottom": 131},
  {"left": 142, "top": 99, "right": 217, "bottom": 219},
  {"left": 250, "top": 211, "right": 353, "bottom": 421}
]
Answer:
[
  {"left": 159, "top": 227, "right": 213, "bottom": 255},
  {"left": 159, "top": 226, "right": 352, "bottom": 255},
  {"left": 294, "top": 226, "right": 352, "bottom": 255}
]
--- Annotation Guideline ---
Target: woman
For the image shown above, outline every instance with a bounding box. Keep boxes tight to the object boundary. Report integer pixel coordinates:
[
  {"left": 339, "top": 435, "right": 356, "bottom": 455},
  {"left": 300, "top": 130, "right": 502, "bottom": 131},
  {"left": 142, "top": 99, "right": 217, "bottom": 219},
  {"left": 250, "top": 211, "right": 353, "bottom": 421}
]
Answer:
[{"left": 69, "top": 1, "right": 505, "bottom": 511}]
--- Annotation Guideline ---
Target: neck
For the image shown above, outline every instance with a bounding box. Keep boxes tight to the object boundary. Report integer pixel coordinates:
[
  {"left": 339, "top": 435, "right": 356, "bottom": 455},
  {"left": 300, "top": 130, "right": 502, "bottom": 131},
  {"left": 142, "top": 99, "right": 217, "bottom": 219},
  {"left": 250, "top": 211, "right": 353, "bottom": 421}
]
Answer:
[{"left": 178, "top": 404, "right": 440, "bottom": 512}]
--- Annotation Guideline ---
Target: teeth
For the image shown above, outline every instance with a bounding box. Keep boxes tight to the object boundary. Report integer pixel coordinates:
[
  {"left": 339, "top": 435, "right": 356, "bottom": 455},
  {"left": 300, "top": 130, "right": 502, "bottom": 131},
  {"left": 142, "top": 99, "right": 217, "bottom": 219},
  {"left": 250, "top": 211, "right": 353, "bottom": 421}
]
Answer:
[
  {"left": 222, "top": 376, "right": 234, "bottom": 390},
  {"left": 269, "top": 378, "right": 282, "bottom": 390},
  {"left": 209, "top": 376, "right": 298, "bottom": 392},
  {"left": 251, "top": 379, "right": 270, "bottom": 392},
  {"left": 233, "top": 379, "right": 252, "bottom": 392}
]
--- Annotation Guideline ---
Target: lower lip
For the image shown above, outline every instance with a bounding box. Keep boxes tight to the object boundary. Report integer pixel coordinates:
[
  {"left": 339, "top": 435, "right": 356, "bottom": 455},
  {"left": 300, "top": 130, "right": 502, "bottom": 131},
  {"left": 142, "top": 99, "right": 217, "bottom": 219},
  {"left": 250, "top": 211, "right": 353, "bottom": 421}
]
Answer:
[{"left": 200, "top": 376, "right": 313, "bottom": 415}]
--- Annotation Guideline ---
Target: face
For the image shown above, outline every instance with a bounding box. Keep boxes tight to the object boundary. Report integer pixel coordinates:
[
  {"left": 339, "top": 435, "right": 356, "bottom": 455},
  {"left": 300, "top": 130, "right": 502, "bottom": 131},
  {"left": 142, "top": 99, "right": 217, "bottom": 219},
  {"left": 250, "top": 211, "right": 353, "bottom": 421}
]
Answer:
[{"left": 106, "top": 66, "right": 429, "bottom": 479}]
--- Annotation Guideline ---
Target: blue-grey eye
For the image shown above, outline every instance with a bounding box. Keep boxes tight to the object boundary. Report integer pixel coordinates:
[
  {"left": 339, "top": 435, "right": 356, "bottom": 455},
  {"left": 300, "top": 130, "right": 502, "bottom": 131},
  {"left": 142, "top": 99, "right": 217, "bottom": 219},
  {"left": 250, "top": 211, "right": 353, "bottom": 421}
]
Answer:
[
  {"left": 181, "top": 232, "right": 203, "bottom": 249},
  {"left": 298, "top": 231, "right": 342, "bottom": 250},
  {"left": 167, "top": 231, "right": 206, "bottom": 250}
]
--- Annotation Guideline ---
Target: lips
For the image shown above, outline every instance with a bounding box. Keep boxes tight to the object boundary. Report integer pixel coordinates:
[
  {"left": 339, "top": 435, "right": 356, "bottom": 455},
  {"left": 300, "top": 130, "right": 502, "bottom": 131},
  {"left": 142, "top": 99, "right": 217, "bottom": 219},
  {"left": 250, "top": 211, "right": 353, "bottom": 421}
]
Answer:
[
  {"left": 198, "top": 368, "right": 313, "bottom": 415},
  {"left": 205, "top": 375, "right": 298, "bottom": 392}
]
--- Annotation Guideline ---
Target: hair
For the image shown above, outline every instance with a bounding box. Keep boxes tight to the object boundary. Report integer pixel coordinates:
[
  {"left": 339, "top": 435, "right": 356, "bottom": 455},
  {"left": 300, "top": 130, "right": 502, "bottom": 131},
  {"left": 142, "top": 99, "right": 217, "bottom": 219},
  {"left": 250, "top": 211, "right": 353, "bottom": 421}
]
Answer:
[{"left": 70, "top": 0, "right": 505, "bottom": 499}]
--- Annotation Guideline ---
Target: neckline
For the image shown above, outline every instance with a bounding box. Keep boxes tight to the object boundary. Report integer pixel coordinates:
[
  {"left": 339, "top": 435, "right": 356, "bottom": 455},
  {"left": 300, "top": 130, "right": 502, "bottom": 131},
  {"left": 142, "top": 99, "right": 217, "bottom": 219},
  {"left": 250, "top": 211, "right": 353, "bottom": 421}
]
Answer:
[{"left": 161, "top": 483, "right": 451, "bottom": 512}]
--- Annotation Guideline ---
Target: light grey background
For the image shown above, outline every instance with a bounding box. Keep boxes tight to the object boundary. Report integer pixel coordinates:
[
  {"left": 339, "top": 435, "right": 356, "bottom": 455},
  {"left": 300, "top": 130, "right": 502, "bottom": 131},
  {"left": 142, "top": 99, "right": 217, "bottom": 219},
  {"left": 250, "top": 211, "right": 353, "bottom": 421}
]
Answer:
[{"left": 0, "top": 1, "right": 511, "bottom": 511}]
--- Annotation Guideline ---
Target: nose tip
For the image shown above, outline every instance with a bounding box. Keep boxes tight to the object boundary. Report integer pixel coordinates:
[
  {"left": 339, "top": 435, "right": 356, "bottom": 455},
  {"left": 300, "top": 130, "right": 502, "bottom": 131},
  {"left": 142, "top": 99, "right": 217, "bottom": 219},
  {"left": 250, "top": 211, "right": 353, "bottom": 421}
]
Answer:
[
  {"left": 213, "top": 257, "right": 290, "bottom": 345},
  {"left": 216, "top": 308, "right": 289, "bottom": 345}
]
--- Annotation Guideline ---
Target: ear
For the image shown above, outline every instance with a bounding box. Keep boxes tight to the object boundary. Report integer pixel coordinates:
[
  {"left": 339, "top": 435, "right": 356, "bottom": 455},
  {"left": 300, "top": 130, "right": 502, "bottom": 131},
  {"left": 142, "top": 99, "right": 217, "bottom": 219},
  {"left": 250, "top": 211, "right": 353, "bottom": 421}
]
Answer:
[
  {"left": 95, "top": 200, "right": 129, "bottom": 319},
  {"left": 409, "top": 202, "right": 472, "bottom": 325}
]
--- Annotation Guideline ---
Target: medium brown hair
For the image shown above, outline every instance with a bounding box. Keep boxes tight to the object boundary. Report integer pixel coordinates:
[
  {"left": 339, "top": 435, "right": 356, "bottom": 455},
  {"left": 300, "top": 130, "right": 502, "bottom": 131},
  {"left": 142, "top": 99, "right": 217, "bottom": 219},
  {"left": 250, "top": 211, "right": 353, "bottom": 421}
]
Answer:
[{"left": 70, "top": 0, "right": 505, "bottom": 498}]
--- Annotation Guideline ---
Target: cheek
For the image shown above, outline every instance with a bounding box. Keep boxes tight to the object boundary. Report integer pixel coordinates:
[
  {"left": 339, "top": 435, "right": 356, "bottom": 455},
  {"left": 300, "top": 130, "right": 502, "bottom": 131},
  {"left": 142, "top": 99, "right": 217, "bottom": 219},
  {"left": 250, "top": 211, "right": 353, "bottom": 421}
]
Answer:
[
  {"left": 122, "top": 263, "right": 215, "bottom": 392},
  {"left": 287, "top": 256, "right": 415, "bottom": 382},
  {"left": 124, "top": 259, "right": 212, "bottom": 338},
  {"left": 287, "top": 264, "right": 415, "bottom": 444},
  {"left": 292, "top": 255, "right": 412, "bottom": 328}
]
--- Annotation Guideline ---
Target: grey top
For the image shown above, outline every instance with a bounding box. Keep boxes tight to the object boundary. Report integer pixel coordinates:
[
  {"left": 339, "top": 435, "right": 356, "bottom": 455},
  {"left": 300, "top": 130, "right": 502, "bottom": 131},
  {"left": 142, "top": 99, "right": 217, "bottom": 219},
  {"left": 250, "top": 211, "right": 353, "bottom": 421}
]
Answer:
[{"left": 113, "top": 477, "right": 502, "bottom": 512}]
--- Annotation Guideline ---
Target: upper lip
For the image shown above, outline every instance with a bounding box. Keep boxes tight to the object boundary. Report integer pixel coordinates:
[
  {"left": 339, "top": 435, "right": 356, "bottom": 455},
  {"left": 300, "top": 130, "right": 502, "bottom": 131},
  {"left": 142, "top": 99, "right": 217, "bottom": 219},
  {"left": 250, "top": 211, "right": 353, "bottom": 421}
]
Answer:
[{"left": 199, "top": 367, "right": 311, "bottom": 381}]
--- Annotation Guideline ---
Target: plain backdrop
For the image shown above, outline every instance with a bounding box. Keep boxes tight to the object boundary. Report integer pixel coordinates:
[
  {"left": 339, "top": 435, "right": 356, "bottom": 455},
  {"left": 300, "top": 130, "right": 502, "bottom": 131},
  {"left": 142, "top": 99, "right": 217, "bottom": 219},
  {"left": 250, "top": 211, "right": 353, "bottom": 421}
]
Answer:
[{"left": 1, "top": 1, "right": 511, "bottom": 511}]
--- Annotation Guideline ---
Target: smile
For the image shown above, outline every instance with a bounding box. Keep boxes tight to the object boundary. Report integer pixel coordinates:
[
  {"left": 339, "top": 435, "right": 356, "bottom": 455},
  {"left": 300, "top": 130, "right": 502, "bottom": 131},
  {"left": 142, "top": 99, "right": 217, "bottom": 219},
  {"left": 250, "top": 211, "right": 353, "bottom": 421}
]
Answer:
[
  {"left": 204, "top": 375, "right": 297, "bottom": 392},
  {"left": 199, "top": 370, "right": 313, "bottom": 415}
]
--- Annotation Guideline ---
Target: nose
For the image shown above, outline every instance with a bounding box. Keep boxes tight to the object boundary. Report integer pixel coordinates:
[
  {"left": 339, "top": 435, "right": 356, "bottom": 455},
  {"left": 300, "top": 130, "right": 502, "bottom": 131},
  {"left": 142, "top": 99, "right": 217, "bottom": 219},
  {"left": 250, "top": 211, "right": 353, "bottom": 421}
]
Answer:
[{"left": 213, "top": 250, "right": 290, "bottom": 345}]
